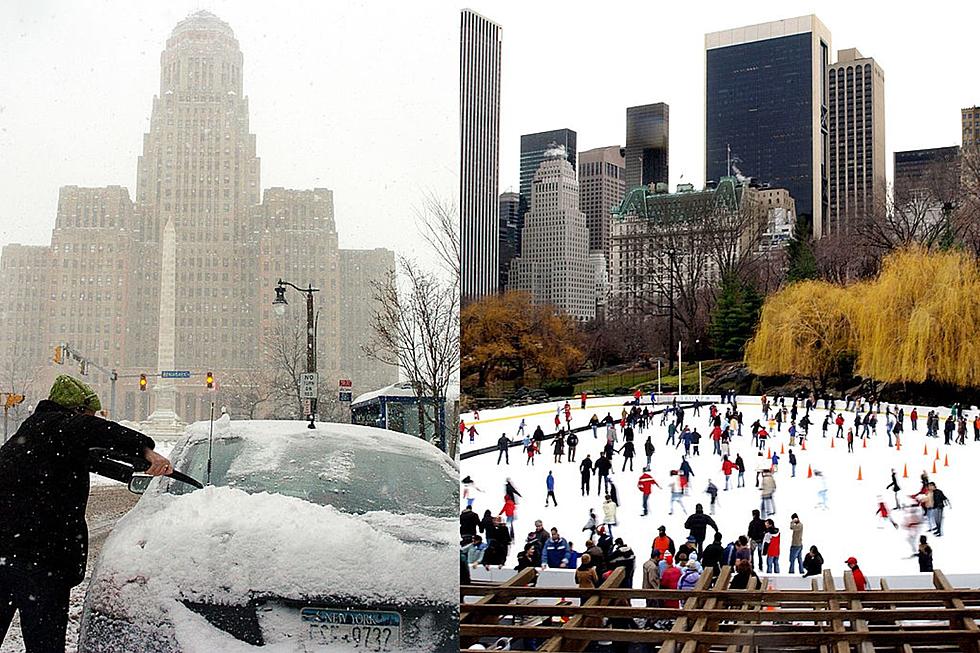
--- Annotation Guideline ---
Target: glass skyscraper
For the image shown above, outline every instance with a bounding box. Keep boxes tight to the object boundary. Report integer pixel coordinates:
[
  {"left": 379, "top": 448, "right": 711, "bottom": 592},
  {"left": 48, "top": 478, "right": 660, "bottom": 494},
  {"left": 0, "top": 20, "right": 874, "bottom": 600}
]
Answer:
[
  {"left": 705, "top": 16, "right": 831, "bottom": 237},
  {"left": 625, "top": 103, "right": 669, "bottom": 190}
]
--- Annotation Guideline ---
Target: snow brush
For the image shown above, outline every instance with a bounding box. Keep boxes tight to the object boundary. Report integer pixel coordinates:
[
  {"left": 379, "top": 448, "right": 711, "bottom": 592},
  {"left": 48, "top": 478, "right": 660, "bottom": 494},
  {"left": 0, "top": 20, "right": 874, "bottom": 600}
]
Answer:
[{"left": 87, "top": 447, "right": 205, "bottom": 489}]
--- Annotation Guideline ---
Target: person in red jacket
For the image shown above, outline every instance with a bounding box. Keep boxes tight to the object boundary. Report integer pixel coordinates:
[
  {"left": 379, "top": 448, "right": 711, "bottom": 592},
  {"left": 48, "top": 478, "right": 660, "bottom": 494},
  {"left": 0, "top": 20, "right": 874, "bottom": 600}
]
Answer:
[
  {"left": 499, "top": 495, "right": 517, "bottom": 537},
  {"left": 660, "top": 554, "right": 682, "bottom": 608},
  {"left": 581, "top": 391, "right": 588, "bottom": 410},
  {"left": 636, "top": 468, "right": 661, "bottom": 516},
  {"left": 845, "top": 556, "right": 867, "bottom": 590},
  {"left": 835, "top": 413, "right": 845, "bottom": 437},
  {"left": 721, "top": 455, "right": 736, "bottom": 490},
  {"left": 711, "top": 425, "right": 723, "bottom": 456}
]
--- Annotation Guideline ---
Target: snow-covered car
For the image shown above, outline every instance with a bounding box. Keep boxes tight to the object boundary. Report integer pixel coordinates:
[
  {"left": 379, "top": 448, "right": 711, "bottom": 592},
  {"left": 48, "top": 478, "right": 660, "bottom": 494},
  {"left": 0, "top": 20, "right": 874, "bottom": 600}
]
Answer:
[{"left": 78, "top": 418, "right": 459, "bottom": 652}]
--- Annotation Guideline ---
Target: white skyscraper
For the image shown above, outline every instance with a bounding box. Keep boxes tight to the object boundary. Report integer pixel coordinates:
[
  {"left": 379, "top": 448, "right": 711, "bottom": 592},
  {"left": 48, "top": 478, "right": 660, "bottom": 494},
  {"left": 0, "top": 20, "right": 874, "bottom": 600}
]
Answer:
[
  {"left": 460, "top": 9, "right": 502, "bottom": 301},
  {"left": 508, "top": 149, "right": 595, "bottom": 321}
]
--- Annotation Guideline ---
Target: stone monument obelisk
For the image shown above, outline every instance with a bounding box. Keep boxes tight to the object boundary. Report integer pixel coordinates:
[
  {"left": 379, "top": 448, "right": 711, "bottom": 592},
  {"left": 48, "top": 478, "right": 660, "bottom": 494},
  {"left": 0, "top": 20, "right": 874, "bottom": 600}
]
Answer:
[{"left": 141, "top": 217, "right": 185, "bottom": 439}]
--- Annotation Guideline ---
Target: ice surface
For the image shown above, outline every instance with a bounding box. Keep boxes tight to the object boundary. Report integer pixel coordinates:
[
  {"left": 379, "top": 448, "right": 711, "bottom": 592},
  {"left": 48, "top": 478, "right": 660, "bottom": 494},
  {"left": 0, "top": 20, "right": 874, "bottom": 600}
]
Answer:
[{"left": 461, "top": 396, "right": 978, "bottom": 577}]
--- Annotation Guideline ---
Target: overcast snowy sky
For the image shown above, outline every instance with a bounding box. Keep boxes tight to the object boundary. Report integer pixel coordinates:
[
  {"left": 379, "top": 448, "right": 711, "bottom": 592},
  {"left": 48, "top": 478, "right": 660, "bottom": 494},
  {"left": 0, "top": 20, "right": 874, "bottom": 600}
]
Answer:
[
  {"left": 0, "top": 1, "right": 457, "bottom": 260},
  {"left": 472, "top": 0, "right": 978, "bottom": 195}
]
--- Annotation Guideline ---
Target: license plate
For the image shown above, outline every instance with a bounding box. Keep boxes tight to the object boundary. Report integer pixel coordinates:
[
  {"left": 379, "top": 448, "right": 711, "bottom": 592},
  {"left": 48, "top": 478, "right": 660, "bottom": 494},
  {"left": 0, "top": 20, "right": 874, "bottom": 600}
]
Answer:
[{"left": 302, "top": 608, "right": 401, "bottom": 651}]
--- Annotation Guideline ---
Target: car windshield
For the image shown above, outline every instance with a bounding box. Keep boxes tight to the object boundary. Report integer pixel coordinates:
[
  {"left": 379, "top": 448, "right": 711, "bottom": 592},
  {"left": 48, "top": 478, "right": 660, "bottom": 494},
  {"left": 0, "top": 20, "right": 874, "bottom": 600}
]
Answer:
[{"left": 162, "top": 434, "right": 456, "bottom": 518}]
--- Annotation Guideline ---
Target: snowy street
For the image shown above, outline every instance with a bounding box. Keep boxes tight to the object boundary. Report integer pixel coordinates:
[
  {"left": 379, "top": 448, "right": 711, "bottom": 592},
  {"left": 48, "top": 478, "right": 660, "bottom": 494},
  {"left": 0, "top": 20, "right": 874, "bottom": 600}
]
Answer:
[
  {"left": 460, "top": 395, "right": 978, "bottom": 579},
  {"left": 0, "top": 484, "right": 139, "bottom": 653}
]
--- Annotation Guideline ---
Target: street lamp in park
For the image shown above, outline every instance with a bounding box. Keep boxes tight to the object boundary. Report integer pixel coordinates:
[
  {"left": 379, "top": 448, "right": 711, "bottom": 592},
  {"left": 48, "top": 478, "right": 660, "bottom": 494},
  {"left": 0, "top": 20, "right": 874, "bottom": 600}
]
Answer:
[{"left": 272, "top": 279, "right": 320, "bottom": 429}]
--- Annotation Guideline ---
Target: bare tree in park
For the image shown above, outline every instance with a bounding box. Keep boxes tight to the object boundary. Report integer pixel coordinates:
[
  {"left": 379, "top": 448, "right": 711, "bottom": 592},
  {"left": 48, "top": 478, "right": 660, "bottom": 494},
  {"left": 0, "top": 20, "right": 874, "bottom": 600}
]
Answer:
[
  {"left": 262, "top": 317, "right": 309, "bottom": 419},
  {"left": 363, "top": 260, "right": 459, "bottom": 454},
  {"left": 220, "top": 367, "right": 278, "bottom": 420}
]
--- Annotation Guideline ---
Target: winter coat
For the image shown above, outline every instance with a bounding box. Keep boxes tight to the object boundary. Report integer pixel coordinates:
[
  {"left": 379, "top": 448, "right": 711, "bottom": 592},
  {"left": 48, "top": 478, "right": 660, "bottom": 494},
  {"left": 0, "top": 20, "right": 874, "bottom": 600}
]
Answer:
[
  {"left": 790, "top": 519, "right": 803, "bottom": 547},
  {"left": 761, "top": 474, "right": 776, "bottom": 498},
  {"left": 678, "top": 567, "right": 702, "bottom": 590},
  {"left": 763, "top": 529, "right": 781, "bottom": 558},
  {"left": 576, "top": 565, "right": 598, "bottom": 588},
  {"left": 653, "top": 535, "right": 676, "bottom": 556},
  {"left": 595, "top": 456, "right": 612, "bottom": 476},
  {"left": 460, "top": 509, "right": 481, "bottom": 537},
  {"left": 722, "top": 459, "right": 735, "bottom": 476},
  {"left": 0, "top": 400, "right": 156, "bottom": 586},
  {"left": 701, "top": 542, "right": 725, "bottom": 573},
  {"left": 729, "top": 569, "right": 759, "bottom": 590},
  {"left": 660, "top": 565, "right": 683, "bottom": 607},
  {"left": 567, "top": 432, "right": 579, "bottom": 448},
  {"left": 579, "top": 458, "right": 594, "bottom": 477},
  {"left": 497, "top": 435, "right": 510, "bottom": 450},
  {"left": 851, "top": 566, "right": 867, "bottom": 591},
  {"left": 462, "top": 541, "right": 486, "bottom": 565},
  {"left": 747, "top": 517, "right": 767, "bottom": 542},
  {"left": 546, "top": 474, "right": 555, "bottom": 491},
  {"left": 637, "top": 473, "right": 657, "bottom": 495},
  {"left": 645, "top": 439, "right": 655, "bottom": 456},
  {"left": 641, "top": 558, "right": 661, "bottom": 591},
  {"left": 684, "top": 511, "right": 718, "bottom": 541},
  {"left": 500, "top": 497, "right": 516, "bottom": 518},
  {"left": 918, "top": 544, "right": 934, "bottom": 572},
  {"left": 483, "top": 525, "right": 511, "bottom": 565},
  {"left": 802, "top": 552, "right": 823, "bottom": 577},
  {"left": 603, "top": 500, "right": 618, "bottom": 525},
  {"left": 544, "top": 537, "right": 570, "bottom": 567}
]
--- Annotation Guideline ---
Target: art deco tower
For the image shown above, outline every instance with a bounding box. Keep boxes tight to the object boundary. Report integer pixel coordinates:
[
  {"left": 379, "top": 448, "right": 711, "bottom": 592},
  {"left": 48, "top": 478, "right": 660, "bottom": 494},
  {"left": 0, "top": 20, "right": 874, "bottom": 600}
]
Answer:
[{"left": 133, "top": 11, "right": 261, "bottom": 375}]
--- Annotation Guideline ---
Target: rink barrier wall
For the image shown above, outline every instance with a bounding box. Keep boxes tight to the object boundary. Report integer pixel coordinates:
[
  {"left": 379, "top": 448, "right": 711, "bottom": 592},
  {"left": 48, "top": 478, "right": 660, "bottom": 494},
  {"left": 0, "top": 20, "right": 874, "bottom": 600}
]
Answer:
[{"left": 460, "top": 401, "right": 701, "bottom": 461}]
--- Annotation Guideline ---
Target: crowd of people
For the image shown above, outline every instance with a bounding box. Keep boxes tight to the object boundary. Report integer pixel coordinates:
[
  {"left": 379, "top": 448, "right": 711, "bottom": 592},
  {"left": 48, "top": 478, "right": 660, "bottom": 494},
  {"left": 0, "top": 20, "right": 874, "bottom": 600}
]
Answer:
[{"left": 461, "top": 390, "right": 966, "bottom": 596}]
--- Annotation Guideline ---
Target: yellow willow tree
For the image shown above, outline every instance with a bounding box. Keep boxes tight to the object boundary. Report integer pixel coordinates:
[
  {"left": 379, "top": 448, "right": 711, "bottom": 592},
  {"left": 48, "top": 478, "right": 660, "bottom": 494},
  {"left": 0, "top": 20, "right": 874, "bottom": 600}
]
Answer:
[
  {"left": 744, "top": 280, "right": 858, "bottom": 391},
  {"left": 849, "top": 247, "right": 980, "bottom": 387}
]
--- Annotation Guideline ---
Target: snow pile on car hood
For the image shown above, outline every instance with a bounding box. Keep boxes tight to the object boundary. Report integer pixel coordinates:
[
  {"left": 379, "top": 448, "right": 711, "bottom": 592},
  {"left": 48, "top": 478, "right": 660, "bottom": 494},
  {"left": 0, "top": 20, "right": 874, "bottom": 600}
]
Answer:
[{"left": 93, "top": 485, "right": 457, "bottom": 618}]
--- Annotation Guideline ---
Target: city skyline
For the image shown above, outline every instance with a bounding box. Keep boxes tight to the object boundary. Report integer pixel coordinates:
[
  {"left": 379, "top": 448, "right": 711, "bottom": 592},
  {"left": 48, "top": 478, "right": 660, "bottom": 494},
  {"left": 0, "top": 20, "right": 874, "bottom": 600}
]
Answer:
[
  {"left": 0, "top": 1, "right": 457, "bottom": 263},
  {"left": 472, "top": 1, "right": 978, "bottom": 197}
]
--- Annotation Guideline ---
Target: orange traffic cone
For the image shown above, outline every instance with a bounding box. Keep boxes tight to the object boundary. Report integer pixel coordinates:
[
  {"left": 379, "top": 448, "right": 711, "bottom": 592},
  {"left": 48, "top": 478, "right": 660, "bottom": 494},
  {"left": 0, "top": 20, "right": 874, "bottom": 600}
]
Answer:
[
  {"left": 831, "top": 437, "right": 835, "bottom": 448},
  {"left": 801, "top": 439, "right": 807, "bottom": 451},
  {"left": 780, "top": 443, "right": 785, "bottom": 455},
  {"left": 903, "top": 463, "right": 908, "bottom": 478},
  {"left": 807, "top": 465, "right": 813, "bottom": 478},
  {"left": 896, "top": 438, "right": 902, "bottom": 451},
  {"left": 767, "top": 449, "right": 772, "bottom": 459},
  {"left": 863, "top": 437, "right": 867, "bottom": 448},
  {"left": 932, "top": 459, "right": 938, "bottom": 474},
  {"left": 935, "top": 449, "right": 941, "bottom": 461},
  {"left": 857, "top": 466, "right": 863, "bottom": 481},
  {"left": 924, "top": 444, "right": 929, "bottom": 455},
  {"left": 944, "top": 454, "right": 949, "bottom": 467}
]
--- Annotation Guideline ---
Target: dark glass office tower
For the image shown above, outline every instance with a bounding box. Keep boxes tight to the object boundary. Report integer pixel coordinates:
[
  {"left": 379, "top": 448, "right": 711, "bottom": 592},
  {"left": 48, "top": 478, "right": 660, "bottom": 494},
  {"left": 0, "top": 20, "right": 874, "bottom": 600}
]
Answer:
[
  {"left": 498, "top": 191, "right": 520, "bottom": 291},
  {"left": 705, "top": 16, "right": 831, "bottom": 237},
  {"left": 625, "top": 103, "right": 669, "bottom": 190},
  {"left": 518, "top": 128, "right": 577, "bottom": 250}
]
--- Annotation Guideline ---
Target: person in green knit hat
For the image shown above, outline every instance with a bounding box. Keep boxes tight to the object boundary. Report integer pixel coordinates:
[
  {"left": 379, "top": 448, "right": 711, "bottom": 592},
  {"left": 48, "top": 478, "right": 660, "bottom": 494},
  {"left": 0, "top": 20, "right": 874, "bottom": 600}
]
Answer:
[{"left": 0, "top": 374, "right": 172, "bottom": 651}]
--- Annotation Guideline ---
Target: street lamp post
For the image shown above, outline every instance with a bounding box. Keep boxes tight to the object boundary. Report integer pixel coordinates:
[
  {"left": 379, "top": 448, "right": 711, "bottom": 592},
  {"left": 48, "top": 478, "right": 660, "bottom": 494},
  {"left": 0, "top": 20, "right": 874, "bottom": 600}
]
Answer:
[{"left": 273, "top": 279, "right": 320, "bottom": 429}]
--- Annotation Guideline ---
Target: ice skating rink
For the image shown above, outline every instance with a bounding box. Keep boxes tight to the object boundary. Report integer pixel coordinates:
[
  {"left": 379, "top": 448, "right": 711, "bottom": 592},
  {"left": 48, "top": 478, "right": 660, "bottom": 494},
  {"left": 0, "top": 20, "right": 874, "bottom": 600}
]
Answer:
[{"left": 460, "top": 395, "right": 977, "bottom": 577}]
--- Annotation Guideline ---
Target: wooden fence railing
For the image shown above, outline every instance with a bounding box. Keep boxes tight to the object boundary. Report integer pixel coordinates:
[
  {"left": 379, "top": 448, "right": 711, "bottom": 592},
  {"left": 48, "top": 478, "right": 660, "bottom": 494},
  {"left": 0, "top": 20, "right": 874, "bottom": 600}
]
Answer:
[{"left": 460, "top": 568, "right": 980, "bottom": 652}]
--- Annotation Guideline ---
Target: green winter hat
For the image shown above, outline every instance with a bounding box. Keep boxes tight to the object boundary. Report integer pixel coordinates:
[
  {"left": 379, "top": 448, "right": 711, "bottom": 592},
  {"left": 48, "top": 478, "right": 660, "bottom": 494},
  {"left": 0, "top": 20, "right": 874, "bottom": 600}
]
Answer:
[{"left": 49, "top": 374, "right": 102, "bottom": 412}]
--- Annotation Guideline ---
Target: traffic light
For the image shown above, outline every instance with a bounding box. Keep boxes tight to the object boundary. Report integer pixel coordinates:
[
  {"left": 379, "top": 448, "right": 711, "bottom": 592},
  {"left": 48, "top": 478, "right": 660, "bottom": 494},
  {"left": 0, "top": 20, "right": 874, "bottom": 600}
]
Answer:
[
  {"left": 206, "top": 371, "right": 214, "bottom": 390},
  {"left": 139, "top": 374, "right": 147, "bottom": 391},
  {"left": 53, "top": 346, "right": 63, "bottom": 365}
]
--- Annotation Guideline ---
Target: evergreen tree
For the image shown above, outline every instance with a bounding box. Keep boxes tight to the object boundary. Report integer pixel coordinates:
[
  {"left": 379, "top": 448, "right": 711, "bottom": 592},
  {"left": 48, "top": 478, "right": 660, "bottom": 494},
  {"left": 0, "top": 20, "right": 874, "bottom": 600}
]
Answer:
[
  {"left": 786, "top": 213, "right": 818, "bottom": 283},
  {"left": 709, "top": 275, "right": 763, "bottom": 360}
]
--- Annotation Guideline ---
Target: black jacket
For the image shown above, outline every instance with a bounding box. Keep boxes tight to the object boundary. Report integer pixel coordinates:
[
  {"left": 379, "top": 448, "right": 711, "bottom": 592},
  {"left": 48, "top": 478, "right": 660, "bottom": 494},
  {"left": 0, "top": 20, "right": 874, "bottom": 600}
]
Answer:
[
  {"left": 460, "top": 509, "right": 481, "bottom": 537},
  {"left": 0, "top": 400, "right": 155, "bottom": 586},
  {"left": 747, "top": 517, "right": 767, "bottom": 542},
  {"left": 684, "top": 511, "right": 718, "bottom": 541},
  {"left": 701, "top": 542, "right": 725, "bottom": 573},
  {"left": 802, "top": 552, "right": 824, "bottom": 578}
]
